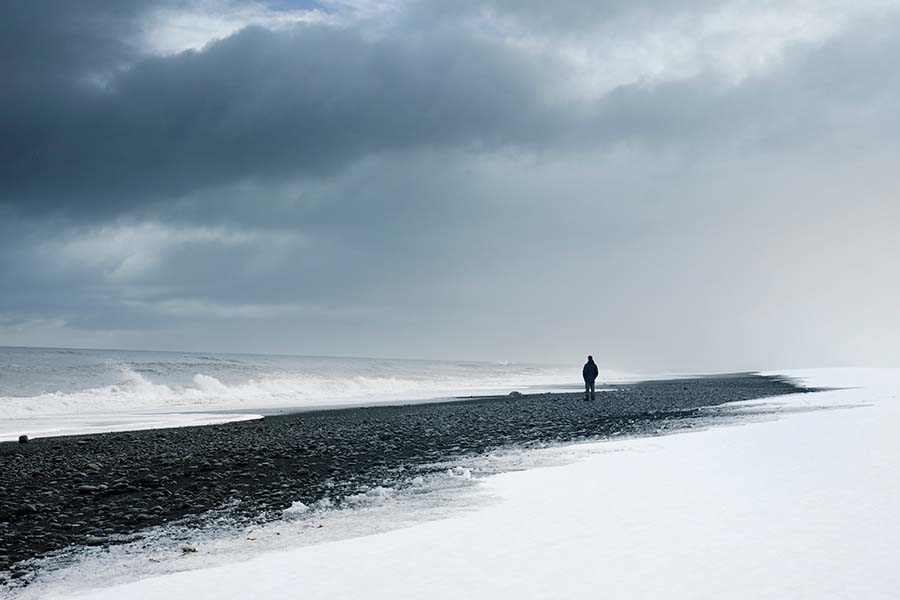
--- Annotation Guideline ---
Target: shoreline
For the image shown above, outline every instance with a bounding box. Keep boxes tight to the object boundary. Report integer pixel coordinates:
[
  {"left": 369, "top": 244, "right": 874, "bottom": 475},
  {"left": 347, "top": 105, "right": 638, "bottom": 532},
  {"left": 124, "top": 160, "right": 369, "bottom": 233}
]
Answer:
[
  {"left": 0, "top": 374, "right": 815, "bottom": 580},
  {"left": 0, "top": 385, "right": 587, "bottom": 444}
]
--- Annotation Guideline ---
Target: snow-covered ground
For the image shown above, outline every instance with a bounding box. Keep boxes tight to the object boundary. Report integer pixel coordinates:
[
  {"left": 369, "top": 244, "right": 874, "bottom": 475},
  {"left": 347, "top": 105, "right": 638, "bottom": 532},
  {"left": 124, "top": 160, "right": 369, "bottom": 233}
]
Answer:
[{"left": 28, "top": 368, "right": 900, "bottom": 599}]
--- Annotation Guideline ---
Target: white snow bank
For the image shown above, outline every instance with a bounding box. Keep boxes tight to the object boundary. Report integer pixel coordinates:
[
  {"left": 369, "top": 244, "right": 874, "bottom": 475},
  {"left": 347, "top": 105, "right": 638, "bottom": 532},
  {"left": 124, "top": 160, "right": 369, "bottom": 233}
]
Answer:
[
  {"left": 766, "top": 367, "right": 900, "bottom": 390},
  {"left": 45, "top": 369, "right": 900, "bottom": 599}
]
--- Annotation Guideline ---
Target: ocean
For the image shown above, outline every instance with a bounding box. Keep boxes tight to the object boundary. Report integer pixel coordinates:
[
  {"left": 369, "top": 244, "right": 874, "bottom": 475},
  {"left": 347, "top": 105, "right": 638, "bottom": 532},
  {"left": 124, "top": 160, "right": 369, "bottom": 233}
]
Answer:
[{"left": 0, "top": 346, "right": 577, "bottom": 440}]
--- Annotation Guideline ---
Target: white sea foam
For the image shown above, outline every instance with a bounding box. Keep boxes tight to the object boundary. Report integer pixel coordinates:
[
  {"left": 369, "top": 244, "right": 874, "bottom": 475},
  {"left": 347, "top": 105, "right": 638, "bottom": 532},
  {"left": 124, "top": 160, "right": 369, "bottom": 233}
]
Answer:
[
  {"left": 0, "top": 366, "right": 572, "bottom": 419},
  {"left": 2, "top": 347, "right": 632, "bottom": 440}
]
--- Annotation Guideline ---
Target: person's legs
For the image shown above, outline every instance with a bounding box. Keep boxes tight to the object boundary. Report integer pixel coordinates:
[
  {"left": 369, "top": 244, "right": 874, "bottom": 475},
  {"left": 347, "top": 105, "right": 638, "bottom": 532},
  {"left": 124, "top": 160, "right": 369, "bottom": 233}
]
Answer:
[
  {"left": 589, "top": 379, "right": 595, "bottom": 401},
  {"left": 584, "top": 379, "right": 590, "bottom": 401}
]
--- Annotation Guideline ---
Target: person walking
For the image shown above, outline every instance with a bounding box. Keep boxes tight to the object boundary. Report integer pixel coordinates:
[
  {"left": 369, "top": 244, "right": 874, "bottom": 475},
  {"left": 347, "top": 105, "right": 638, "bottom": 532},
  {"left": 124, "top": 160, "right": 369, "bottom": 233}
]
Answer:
[{"left": 582, "top": 355, "right": 598, "bottom": 401}]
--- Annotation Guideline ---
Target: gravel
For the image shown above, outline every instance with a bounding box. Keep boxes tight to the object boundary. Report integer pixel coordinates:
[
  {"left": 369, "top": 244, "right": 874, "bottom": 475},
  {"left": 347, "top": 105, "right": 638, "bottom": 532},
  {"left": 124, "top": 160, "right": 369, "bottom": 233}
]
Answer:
[{"left": 0, "top": 373, "right": 814, "bottom": 575}]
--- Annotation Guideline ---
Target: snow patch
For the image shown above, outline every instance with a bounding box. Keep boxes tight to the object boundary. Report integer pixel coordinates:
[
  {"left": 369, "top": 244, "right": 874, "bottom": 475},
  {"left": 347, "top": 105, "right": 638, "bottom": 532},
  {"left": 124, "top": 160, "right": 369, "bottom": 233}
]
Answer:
[
  {"left": 29, "top": 369, "right": 899, "bottom": 600},
  {"left": 280, "top": 501, "right": 309, "bottom": 518}
]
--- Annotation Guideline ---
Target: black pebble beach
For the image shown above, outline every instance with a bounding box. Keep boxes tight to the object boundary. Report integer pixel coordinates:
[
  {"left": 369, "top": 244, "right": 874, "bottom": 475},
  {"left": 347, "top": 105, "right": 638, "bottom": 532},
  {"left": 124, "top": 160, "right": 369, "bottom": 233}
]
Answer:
[{"left": 0, "top": 374, "right": 814, "bottom": 577}]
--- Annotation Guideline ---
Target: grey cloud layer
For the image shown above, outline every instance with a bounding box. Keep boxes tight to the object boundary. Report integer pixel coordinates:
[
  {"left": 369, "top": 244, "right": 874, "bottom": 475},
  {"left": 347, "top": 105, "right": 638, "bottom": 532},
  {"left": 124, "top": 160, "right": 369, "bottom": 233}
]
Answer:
[
  {"left": 1, "top": 1, "right": 899, "bottom": 368},
  {"left": 7, "top": 1, "right": 891, "bottom": 214},
  {"left": 2, "top": 3, "right": 566, "bottom": 212}
]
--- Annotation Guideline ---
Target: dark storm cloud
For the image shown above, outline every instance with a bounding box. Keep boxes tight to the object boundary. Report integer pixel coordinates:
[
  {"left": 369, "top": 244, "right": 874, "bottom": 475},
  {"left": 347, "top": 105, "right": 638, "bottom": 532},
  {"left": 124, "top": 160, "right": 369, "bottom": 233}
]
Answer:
[
  {"left": 1, "top": 2, "right": 144, "bottom": 82},
  {"left": 4, "top": 0, "right": 896, "bottom": 217},
  {"left": 2, "top": 0, "right": 851, "bottom": 217},
  {"left": 1, "top": 1, "right": 160, "bottom": 154},
  {"left": 1, "top": 2, "right": 566, "bottom": 214}
]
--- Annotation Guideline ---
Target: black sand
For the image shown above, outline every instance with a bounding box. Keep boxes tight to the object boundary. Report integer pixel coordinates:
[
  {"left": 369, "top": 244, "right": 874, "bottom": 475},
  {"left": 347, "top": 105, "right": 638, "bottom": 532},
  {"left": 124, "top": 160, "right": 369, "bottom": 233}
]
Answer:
[{"left": 0, "top": 374, "right": 813, "bottom": 578}]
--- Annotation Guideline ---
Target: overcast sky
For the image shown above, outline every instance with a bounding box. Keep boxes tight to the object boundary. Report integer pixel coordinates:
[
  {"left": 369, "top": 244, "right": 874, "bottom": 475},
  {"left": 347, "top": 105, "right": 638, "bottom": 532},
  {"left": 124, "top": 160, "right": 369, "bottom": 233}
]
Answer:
[{"left": 2, "top": 0, "right": 899, "bottom": 370}]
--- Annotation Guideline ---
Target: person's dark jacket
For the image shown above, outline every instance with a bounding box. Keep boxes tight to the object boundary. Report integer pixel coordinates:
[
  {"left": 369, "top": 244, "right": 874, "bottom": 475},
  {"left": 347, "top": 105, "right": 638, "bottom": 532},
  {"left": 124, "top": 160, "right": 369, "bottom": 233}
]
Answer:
[{"left": 583, "top": 360, "right": 598, "bottom": 382}]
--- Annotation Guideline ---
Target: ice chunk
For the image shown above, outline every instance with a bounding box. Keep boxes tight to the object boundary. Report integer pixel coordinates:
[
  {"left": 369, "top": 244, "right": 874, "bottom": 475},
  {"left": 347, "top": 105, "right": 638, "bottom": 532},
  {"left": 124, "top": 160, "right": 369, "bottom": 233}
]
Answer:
[{"left": 281, "top": 501, "right": 309, "bottom": 519}]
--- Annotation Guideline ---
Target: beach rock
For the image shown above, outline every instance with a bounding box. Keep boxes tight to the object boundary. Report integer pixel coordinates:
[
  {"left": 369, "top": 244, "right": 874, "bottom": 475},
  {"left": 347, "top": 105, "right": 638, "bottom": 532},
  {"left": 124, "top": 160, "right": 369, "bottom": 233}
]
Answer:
[
  {"left": 508, "top": 391, "right": 523, "bottom": 398},
  {"left": 17, "top": 435, "right": 28, "bottom": 444},
  {"left": 84, "top": 535, "right": 109, "bottom": 546}
]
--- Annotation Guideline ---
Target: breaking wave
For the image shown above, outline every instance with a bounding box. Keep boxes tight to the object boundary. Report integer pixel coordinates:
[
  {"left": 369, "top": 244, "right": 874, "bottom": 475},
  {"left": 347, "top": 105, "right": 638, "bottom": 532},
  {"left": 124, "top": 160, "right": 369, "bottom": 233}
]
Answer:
[{"left": 0, "top": 363, "right": 575, "bottom": 421}]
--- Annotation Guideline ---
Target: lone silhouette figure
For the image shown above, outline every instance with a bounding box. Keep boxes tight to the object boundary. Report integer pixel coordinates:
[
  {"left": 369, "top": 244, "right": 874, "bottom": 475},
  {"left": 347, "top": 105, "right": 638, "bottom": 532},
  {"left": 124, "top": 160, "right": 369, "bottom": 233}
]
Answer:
[{"left": 582, "top": 355, "right": 598, "bottom": 401}]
